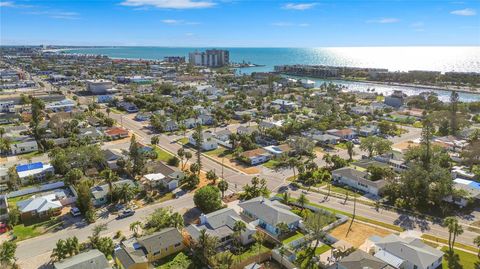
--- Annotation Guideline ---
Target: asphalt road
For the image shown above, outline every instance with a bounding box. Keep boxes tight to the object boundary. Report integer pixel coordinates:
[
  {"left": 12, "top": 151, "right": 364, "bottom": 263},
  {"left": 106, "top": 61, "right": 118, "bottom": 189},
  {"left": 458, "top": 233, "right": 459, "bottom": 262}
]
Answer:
[
  {"left": 16, "top": 194, "right": 194, "bottom": 269},
  {"left": 288, "top": 189, "right": 479, "bottom": 247},
  {"left": 109, "top": 113, "right": 287, "bottom": 192}
]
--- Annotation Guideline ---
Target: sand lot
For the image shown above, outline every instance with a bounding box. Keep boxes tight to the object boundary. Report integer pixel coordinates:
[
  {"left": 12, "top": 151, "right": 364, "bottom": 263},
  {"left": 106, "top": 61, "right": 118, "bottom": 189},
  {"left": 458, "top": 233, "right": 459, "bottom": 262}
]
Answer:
[{"left": 330, "top": 221, "right": 392, "bottom": 248}]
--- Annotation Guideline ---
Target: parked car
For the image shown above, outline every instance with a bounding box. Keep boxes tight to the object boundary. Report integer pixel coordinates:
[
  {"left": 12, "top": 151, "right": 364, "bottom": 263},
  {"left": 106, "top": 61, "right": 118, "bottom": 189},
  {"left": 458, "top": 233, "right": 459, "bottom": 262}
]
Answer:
[
  {"left": 70, "top": 207, "right": 81, "bottom": 217},
  {"left": 117, "top": 209, "right": 135, "bottom": 219},
  {"left": 0, "top": 223, "right": 7, "bottom": 234}
]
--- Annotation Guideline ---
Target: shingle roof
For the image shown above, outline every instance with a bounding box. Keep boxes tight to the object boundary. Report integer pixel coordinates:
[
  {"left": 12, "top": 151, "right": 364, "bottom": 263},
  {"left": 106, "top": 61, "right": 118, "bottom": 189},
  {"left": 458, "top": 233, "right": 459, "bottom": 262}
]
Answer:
[
  {"left": 238, "top": 197, "right": 301, "bottom": 226},
  {"left": 137, "top": 228, "right": 183, "bottom": 255},
  {"left": 54, "top": 249, "right": 110, "bottom": 269},
  {"left": 339, "top": 249, "right": 392, "bottom": 269},
  {"left": 375, "top": 234, "right": 443, "bottom": 269}
]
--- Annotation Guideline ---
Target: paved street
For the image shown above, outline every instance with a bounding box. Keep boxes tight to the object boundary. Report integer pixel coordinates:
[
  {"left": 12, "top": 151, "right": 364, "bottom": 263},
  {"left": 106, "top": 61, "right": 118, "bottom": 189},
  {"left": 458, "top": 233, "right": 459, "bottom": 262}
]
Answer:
[
  {"left": 16, "top": 194, "right": 194, "bottom": 269},
  {"left": 110, "top": 113, "right": 288, "bottom": 192},
  {"left": 288, "top": 189, "right": 478, "bottom": 248}
]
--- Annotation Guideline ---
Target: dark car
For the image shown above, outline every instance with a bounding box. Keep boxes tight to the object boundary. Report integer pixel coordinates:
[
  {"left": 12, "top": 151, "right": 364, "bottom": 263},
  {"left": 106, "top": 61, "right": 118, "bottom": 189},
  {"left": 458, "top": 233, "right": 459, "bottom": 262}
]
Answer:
[{"left": 116, "top": 209, "right": 135, "bottom": 219}]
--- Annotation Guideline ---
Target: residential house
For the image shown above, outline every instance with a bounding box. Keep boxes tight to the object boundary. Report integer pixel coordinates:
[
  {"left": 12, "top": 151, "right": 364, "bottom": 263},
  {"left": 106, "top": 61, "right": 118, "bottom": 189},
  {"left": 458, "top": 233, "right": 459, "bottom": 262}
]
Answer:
[
  {"left": 370, "top": 234, "right": 443, "bottom": 269},
  {"left": 10, "top": 140, "right": 38, "bottom": 155},
  {"left": 263, "top": 144, "right": 291, "bottom": 158},
  {"left": 238, "top": 197, "right": 302, "bottom": 236},
  {"left": 103, "top": 149, "right": 127, "bottom": 170},
  {"left": 213, "top": 129, "right": 232, "bottom": 148},
  {"left": 313, "top": 134, "right": 338, "bottom": 145},
  {"left": 115, "top": 228, "right": 184, "bottom": 269},
  {"left": 163, "top": 120, "right": 179, "bottom": 132},
  {"left": 433, "top": 136, "right": 468, "bottom": 152},
  {"left": 237, "top": 126, "right": 258, "bottom": 136},
  {"left": 54, "top": 249, "right": 111, "bottom": 269},
  {"left": 0, "top": 167, "right": 8, "bottom": 191},
  {"left": 358, "top": 125, "right": 380, "bottom": 137},
  {"left": 17, "top": 193, "right": 63, "bottom": 221},
  {"left": 104, "top": 127, "right": 129, "bottom": 140},
  {"left": 91, "top": 179, "right": 136, "bottom": 206},
  {"left": 240, "top": 148, "right": 271, "bottom": 166},
  {"left": 198, "top": 114, "right": 214, "bottom": 125},
  {"left": 78, "top": 127, "right": 104, "bottom": 142},
  {"left": 444, "top": 178, "right": 480, "bottom": 207},
  {"left": 16, "top": 162, "right": 54, "bottom": 184},
  {"left": 117, "top": 102, "right": 139, "bottom": 113},
  {"left": 271, "top": 99, "right": 297, "bottom": 112},
  {"left": 384, "top": 91, "right": 406, "bottom": 108},
  {"left": 143, "top": 161, "right": 185, "bottom": 191},
  {"left": 333, "top": 249, "right": 394, "bottom": 269},
  {"left": 374, "top": 152, "right": 408, "bottom": 173},
  {"left": 188, "top": 132, "right": 218, "bottom": 151},
  {"left": 332, "top": 167, "right": 386, "bottom": 196},
  {"left": 186, "top": 208, "right": 256, "bottom": 246},
  {"left": 327, "top": 128, "right": 357, "bottom": 140}
]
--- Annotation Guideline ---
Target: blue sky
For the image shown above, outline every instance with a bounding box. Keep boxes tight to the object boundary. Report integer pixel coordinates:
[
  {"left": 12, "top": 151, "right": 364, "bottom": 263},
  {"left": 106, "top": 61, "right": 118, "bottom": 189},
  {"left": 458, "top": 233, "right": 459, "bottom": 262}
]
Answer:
[{"left": 1, "top": 0, "right": 479, "bottom": 47}]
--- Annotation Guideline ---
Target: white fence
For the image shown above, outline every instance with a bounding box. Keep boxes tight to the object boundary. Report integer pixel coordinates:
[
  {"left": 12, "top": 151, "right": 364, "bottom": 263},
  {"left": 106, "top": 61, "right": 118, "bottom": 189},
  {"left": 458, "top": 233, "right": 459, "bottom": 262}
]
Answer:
[{"left": 7, "top": 181, "right": 65, "bottom": 198}]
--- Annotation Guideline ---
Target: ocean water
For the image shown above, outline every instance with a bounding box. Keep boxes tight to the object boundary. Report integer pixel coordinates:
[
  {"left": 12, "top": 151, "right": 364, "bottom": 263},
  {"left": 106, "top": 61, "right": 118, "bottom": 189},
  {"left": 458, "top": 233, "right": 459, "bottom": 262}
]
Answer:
[{"left": 64, "top": 46, "right": 480, "bottom": 102}]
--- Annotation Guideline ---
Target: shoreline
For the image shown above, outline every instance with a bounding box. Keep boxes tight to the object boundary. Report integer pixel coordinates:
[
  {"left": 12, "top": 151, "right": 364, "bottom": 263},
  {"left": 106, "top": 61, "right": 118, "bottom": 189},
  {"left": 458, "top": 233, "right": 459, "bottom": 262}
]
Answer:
[{"left": 49, "top": 48, "right": 480, "bottom": 96}]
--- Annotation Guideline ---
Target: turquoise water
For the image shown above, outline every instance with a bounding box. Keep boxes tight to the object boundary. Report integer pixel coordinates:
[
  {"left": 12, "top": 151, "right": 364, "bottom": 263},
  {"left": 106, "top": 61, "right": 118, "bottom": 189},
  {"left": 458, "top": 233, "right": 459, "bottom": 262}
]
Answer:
[{"left": 64, "top": 46, "right": 480, "bottom": 102}]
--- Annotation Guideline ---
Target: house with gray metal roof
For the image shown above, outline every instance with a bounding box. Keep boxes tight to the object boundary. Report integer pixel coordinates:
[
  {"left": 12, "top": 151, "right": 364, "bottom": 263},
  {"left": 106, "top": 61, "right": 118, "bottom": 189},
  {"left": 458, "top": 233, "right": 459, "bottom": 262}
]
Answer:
[
  {"left": 114, "top": 228, "right": 184, "bottom": 269},
  {"left": 54, "top": 249, "right": 111, "bottom": 269},
  {"left": 186, "top": 207, "right": 255, "bottom": 246},
  {"left": 91, "top": 179, "right": 136, "bottom": 206},
  {"left": 370, "top": 234, "right": 443, "bottom": 269},
  {"left": 238, "top": 197, "right": 301, "bottom": 236}
]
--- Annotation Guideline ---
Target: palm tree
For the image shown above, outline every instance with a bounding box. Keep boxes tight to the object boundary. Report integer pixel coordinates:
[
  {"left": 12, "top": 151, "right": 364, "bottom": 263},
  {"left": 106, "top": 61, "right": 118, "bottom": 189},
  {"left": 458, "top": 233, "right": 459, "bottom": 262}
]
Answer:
[
  {"left": 100, "top": 169, "right": 118, "bottom": 203},
  {"left": 65, "top": 237, "right": 79, "bottom": 257},
  {"left": 253, "top": 231, "right": 266, "bottom": 264},
  {"left": 116, "top": 184, "right": 137, "bottom": 204},
  {"left": 444, "top": 217, "right": 458, "bottom": 252},
  {"left": 346, "top": 141, "right": 354, "bottom": 161},
  {"left": 206, "top": 170, "right": 218, "bottom": 185},
  {"left": 276, "top": 222, "right": 289, "bottom": 236},
  {"left": 322, "top": 153, "right": 333, "bottom": 169},
  {"left": 282, "top": 191, "right": 290, "bottom": 205},
  {"left": 151, "top": 136, "right": 159, "bottom": 146},
  {"left": 218, "top": 180, "right": 228, "bottom": 198},
  {"left": 51, "top": 239, "right": 67, "bottom": 261},
  {"left": 177, "top": 148, "right": 185, "bottom": 170},
  {"left": 473, "top": 235, "right": 480, "bottom": 258},
  {"left": 0, "top": 138, "right": 11, "bottom": 156},
  {"left": 298, "top": 193, "right": 309, "bottom": 212},
  {"left": 129, "top": 221, "right": 143, "bottom": 237},
  {"left": 196, "top": 229, "right": 218, "bottom": 265},
  {"left": 0, "top": 128, "right": 5, "bottom": 139},
  {"left": 169, "top": 212, "right": 184, "bottom": 229},
  {"left": 233, "top": 220, "right": 247, "bottom": 248}
]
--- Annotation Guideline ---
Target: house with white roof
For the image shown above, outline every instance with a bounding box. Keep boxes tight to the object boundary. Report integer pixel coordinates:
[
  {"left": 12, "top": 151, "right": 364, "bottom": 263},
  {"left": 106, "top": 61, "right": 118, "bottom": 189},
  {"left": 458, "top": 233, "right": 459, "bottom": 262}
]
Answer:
[
  {"left": 188, "top": 132, "right": 218, "bottom": 151},
  {"left": 370, "top": 234, "right": 443, "bottom": 269},
  {"left": 186, "top": 208, "right": 256, "bottom": 246},
  {"left": 17, "top": 193, "right": 63, "bottom": 221},
  {"left": 444, "top": 178, "right": 480, "bottom": 207}
]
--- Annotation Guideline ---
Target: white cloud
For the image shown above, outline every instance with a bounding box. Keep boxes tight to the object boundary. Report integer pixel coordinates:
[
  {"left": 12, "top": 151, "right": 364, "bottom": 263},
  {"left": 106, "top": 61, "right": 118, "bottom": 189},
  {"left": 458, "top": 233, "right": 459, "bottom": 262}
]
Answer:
[
  {"left": 161, "top": 19, "right": 200, "bottom": 25},
  {"left": 283, "top": 3, "right": 316, "bottom": 10},
  {"left": 25, "top": 11, "right": 80, "bottom": 20},
  {"left": 0, "top": 1, "right": 33, "bottom": 8},
  {"left": 367, "top": 17, "right": 399, "bottom": 24},
  {"left": 450, "top": 8, "right": 476, "bottom": 16},
  {"left": 185, "top": 32, "right": 195, "bottom": 36},
  {"left": 410, "top": 21, "right": 425, "bottom": 32},
  {"left": 121, "top": 0, "right": 215, "bottom": 9},
  {"left": 271, "top": 22, "right": 310, "bottom": 27},
  {"left": 0, "top": 1, "right": 14, "bottom": 7}
]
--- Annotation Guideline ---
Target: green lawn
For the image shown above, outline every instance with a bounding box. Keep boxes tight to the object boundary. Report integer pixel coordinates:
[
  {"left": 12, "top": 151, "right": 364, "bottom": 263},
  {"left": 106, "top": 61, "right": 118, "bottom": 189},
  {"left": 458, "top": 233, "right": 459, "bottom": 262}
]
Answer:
[
  {"left": 280, "top": 195, "right": 404, "bottom": 232},
  {"left": 17, "top": 151, "right": 43, "bottom": 159},
  {"left": 177, "top": 137, "right": 189, "bottom": 145},
  {"left": 154, "top": 146, "right": 174, "bottom": 162},
  {"left": 335, "top": 142, "right": 348, "bottom": 150},
  {"left": 8, "top": 193, "right": 37, "bottom": 205},
  {"left": 441, "top": 247, "right": 478, "bottom": 269},
  {"left": 230, "top": 244, "right": 270, "bottom": 262},
  {"left": 155, "top": 252, "right": 192, "bottom": 269},
  {"left": 13, "top": 218, "right": 62, "bottom": 241},
  {"left": 204, "top": 147, "right": 228, "bottom": 157},
  {"left": 263, "top": 159, "right": 279, "bottom": 169},
  {"left": 282, "top": 231, "right": 305, "bottom": 245},
  {"left": 315, "top": 244, "right": 332, "bottom": 255},
  {"left": 422, "top": 234, "right": 479, "bottom": 253}
]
